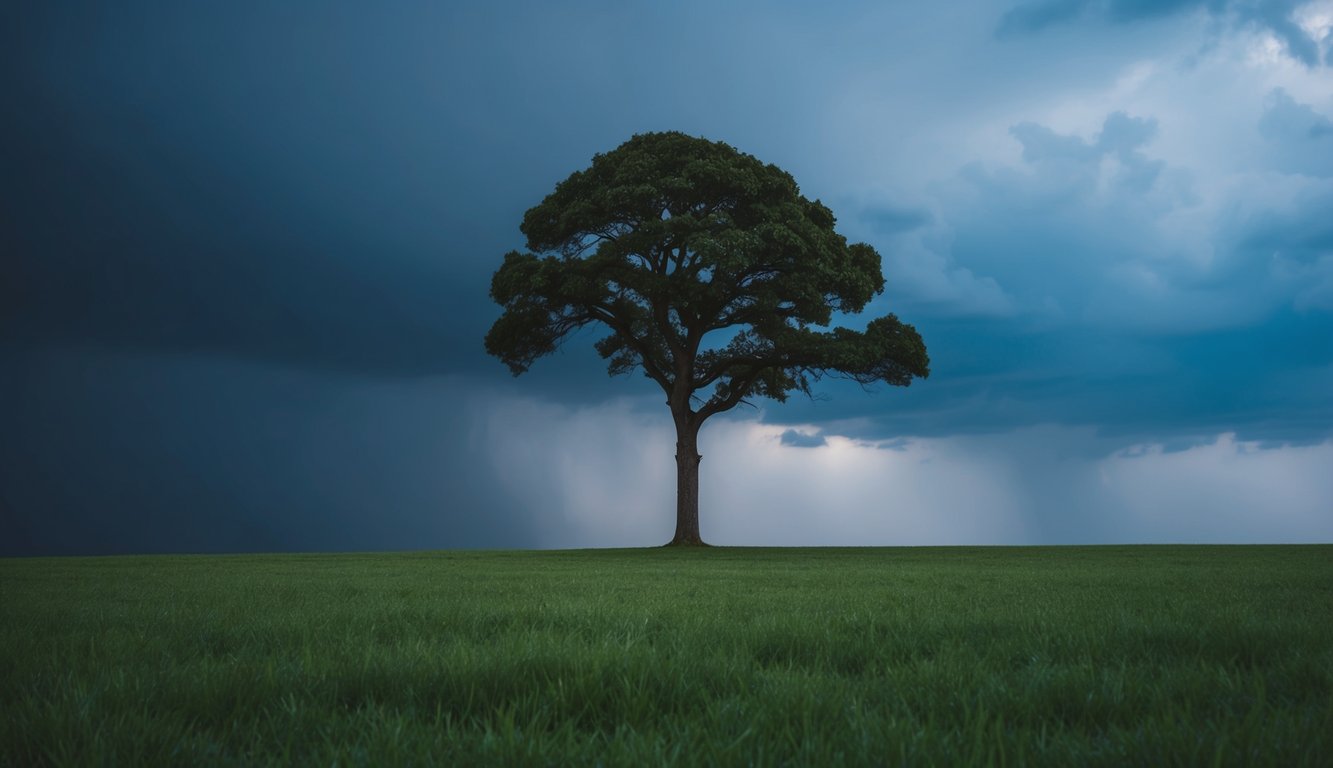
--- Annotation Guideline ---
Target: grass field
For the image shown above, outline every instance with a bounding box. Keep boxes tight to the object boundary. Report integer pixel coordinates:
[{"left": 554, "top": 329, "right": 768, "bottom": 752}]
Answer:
[{"left": 2, "top": 545, "right": 1331, "bottom": 766}]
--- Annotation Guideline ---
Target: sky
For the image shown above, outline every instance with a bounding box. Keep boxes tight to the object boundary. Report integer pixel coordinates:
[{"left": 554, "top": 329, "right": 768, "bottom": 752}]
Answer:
[{"left": 2, "top": 0, "right": 1331, "bottom": 554}]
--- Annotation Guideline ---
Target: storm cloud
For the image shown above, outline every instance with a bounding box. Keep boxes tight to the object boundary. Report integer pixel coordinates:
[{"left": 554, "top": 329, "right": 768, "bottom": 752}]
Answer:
[{"left": 2, "top": 0, "right": 1330, "bottom": 554}]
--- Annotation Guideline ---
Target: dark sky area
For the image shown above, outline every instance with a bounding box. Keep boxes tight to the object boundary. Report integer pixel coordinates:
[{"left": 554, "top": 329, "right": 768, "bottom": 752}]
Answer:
[{"left": 3, "top": 1, "right": 1331, "bottom": 554}]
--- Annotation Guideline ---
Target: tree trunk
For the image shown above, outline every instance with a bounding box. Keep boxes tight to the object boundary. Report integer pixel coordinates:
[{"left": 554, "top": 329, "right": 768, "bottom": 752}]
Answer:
[{"left": 668, "top": 416, "right": 706, "bottom": 546}]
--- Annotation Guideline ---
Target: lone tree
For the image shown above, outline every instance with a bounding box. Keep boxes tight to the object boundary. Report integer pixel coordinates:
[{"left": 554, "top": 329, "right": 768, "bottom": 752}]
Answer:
[{"left": 486, "top": 132, "right": 928, "bottom": 546}]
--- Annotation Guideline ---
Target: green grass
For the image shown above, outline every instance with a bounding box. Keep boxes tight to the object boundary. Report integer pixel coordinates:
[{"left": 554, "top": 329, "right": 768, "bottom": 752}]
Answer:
[{"left": 2, "top": 546, "right": 1331, "bottom": 766}]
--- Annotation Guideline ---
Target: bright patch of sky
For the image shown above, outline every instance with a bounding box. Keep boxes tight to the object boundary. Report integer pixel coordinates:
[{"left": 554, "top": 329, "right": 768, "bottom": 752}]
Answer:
[{"left": 481, "top": 393, "right": 1333, "bottom": 547}]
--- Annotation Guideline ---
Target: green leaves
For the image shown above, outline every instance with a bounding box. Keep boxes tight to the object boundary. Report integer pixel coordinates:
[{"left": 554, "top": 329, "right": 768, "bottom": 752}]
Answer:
[{"left": 486, "top": 131, "right": 928, "bottom": 417}]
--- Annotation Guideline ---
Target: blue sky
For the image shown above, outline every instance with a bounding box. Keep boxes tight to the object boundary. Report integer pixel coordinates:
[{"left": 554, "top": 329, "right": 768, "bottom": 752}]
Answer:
[{"left": 2, "top": 1, "right": 1331, "bottom": 553}]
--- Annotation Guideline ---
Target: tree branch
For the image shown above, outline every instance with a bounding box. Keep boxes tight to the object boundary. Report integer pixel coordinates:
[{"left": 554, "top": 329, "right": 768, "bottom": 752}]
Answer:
[
  {"left": 696, "top": 368, "right": 765, "bottom": 422},
  {"left": 588, "top": 304, "right": 673, "bottom": 393}
]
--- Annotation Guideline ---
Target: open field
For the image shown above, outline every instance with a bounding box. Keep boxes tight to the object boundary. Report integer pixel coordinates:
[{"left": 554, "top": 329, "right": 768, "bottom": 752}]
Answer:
[{"left": 2, "top": 545, "right": 1331, "bottom": 765}]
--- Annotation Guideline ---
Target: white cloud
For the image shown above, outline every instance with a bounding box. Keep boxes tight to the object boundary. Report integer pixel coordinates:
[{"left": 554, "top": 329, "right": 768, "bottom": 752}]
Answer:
[
  {"left": 1296, "top": 0, "right": 1333, "bottom": 49},
  {"left": 702, "top": 422, "right": 1030, "bottom": 546},
  {"left": 1100, "top": 433, "right": 1333, "bottom": 542}
]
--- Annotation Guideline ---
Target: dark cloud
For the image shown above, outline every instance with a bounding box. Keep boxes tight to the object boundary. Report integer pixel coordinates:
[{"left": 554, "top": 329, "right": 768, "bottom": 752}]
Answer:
[
  {"left": 997, "top": 0, "right": 1089, "bottom": 36},
  {"left": 863, "top": 204, "right": 934, "bottom": 234},
  {"left": 1104, "top": 0, "right": 1207, "bottom": 23},
  {"left": 778, "top": 429, "right": 828, "bottom": 448},
  {"left": 0, "top": 347, "right": 541, "bottom": 556},
  {"left": 1, "top": 2, "right": 534, "bottom": 377},
  {"left": 1096, "top": 111, "right": 1159, "bottom": 154},
  {"left": 997, "top": 0, "right": 1327, "bottom": 68},
  {"left": 1010, "top": 121, "right": 1103, "bottom": 164},
  {"left": 762, "top": 107, "right": 1333, "bottom": 444},
  {"left": 1258, "top": 89, "right": 1333, "bottom": 176},
  {"left": 996, "top": 0, "right": 1203, "bottom": 36},
  {"left": 0, "top": 1, "right": 873, "bottom": 383},
  {"left": 1010, "top": 111, "right": 1161, "bottom": 189},
  {"left": 1225, "top": 179, "right": 1333, "bottom": 269}
]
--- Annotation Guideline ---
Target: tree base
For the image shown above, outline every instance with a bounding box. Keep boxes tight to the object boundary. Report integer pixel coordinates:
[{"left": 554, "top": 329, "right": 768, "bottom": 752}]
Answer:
[{"left": 662, "top": 537, "right": 711, "bottom": 547}]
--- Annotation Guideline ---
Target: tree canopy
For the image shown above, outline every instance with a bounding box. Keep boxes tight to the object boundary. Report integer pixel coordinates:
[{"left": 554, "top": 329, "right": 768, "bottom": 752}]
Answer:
[{"left": 485, "top": 131, "right": 928, "bottom": 544}]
